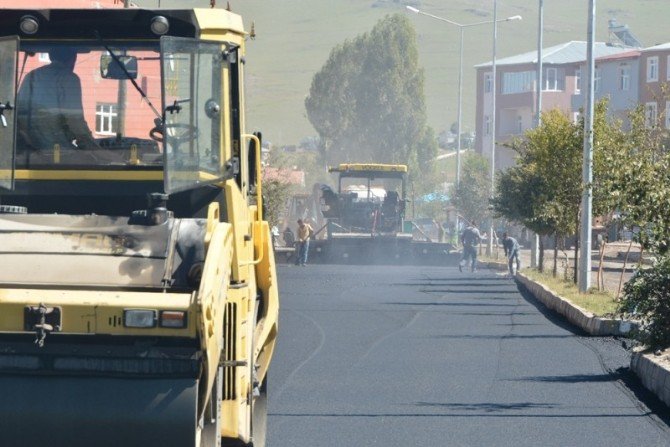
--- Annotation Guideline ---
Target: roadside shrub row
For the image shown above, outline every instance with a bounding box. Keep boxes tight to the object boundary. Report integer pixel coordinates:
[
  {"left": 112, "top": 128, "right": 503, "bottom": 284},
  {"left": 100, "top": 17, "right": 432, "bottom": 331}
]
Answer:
[{"left": 619, "top": 256, "right": 670, "bottom": 349}]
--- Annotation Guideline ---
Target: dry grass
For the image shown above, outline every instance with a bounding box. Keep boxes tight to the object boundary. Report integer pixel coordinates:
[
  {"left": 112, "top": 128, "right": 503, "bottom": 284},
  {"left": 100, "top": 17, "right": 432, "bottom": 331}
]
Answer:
[{"left": 521, "top": 268, "right": 619, "bottom": 317}]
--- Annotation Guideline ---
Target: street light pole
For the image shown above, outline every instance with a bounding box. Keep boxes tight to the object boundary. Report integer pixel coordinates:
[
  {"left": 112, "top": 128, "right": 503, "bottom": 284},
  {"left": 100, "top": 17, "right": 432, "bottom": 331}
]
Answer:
[
  {"left": 488, "top": 0, "right": 498, "bottom": 255},
  {"left": 531, "top": 0, "right": 544, "bottom": 268},
  {"left": 536, "top": 0, "right": 544, "bottom": 126},
  {"left": 579, "top": 0, "right": 596, "bottom": 292},
  {"left": 456, "top": 26, "right": 464, "bottom": 187},
  {"left": 405, "top": 5, "right": 520, "bottom": 191}
]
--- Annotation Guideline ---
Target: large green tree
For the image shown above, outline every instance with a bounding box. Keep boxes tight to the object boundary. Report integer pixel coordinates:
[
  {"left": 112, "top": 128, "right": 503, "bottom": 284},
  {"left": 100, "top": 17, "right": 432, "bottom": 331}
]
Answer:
[
  {"left": 493, "top": 99, "right": 667, "bottom": 277},
  {"left": 596, "top": 103, "right": 670, "bottom": 255},
  {"left": 305, "top": 14, "right": 437, "bottom": 173},
  {"left": 449, "top": 154, "right": 492, "bottom": 226},
  {"left": 493, "top": 109, "right": 586, "bottom": 273}
]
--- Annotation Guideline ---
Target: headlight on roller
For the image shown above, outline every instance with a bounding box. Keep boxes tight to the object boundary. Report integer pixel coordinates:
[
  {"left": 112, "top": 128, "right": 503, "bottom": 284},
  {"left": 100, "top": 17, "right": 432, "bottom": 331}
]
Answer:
[
  {"left": 160, "top": 311, "right": 187, "bottom": 328},
  {"left": 123, "top": 309, "right": 157, "bottom": 328}
]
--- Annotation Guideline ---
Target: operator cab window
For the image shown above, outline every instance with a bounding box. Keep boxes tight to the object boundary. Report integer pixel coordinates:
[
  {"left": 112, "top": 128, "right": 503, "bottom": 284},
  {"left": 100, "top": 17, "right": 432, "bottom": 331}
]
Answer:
[{"left": 15, "top": 42, "right": 163, "bottom": 169}]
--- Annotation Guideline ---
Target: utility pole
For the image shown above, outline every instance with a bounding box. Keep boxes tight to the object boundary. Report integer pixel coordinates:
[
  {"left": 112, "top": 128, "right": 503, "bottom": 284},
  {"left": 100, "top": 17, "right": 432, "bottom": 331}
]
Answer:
[
  {"left": 488, "top": 0, "right": 498, "bottom": 256},
  {"left": 531, "top": 0, "right": 544, "bottom": 268},
  {"left": 579, "top": 0, "right": 596, "bottom": 292}
]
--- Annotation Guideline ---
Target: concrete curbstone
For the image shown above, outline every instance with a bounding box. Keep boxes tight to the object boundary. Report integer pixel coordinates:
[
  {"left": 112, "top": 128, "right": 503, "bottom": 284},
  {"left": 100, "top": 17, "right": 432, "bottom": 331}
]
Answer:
[
  {"left": 515, "top": 272, "right": 633, "bottom": 337},
  {"left": 630, "top": 351, "right": 670, "bottom": 408},
  {"left": 508, "top": 270, "right": 670, "bottom": 407}
]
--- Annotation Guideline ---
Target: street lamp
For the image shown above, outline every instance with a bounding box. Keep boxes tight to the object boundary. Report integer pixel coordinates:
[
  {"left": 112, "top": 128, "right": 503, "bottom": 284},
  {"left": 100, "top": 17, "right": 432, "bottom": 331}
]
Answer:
[
  {"left": 579, "top": 0, "right": 596, "bottom": 292},
  {"left": 406, "top": 5, "right": 520, "bottom": 253},
  {"left": 405, "top": 6, "right": 520, "bottom": 190}
]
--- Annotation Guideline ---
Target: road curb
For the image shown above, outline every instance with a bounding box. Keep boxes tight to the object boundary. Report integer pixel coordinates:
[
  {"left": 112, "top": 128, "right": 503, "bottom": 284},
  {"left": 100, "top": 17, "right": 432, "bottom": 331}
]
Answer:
[
  {"left": 631, "top": 351, "right": 670, "bottom": 408},
  {"left": 515, "top": 272, "right": 633, "bottom": 336},
  {"left": 514, "top": 271, "right": 670, "bottom": 411}
]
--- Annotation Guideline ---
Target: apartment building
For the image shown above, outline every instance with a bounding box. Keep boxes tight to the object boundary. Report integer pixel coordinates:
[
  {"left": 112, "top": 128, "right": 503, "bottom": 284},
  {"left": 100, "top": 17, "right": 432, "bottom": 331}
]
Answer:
[
  {"left": 572, "top": 50, "right": 641, "bottom": 126},
  {"left": 475, "top": 42, "right": 631, "bottom": 170},
  {"left": 639, "top": 43, "right": 670, "bottom": 129}
]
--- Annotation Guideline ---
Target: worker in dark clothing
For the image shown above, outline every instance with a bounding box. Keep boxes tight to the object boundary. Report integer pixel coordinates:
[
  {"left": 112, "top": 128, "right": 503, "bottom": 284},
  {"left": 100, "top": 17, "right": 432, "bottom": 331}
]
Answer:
[
  {"left": 502, "top": 232, "right": 521, "bottom": 276},
  {"left": 17, "top": 47, "right": 98, "bottom": 152},
  {"left": 459, "top": 221, "right": 484, "bottom": 272}
]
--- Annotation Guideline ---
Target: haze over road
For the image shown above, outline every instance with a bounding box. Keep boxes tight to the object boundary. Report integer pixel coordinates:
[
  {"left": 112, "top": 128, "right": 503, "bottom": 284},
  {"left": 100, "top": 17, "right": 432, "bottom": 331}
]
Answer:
[{"left": 268, "top": 264, "right": 670, "bottom": 446}]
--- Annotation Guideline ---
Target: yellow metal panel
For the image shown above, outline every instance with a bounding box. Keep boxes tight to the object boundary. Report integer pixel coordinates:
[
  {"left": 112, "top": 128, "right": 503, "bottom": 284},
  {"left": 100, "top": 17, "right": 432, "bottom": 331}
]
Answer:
[
  {"left": 220, "top": 284, "right": 253, "bottom": 442},
  {"left": 12, "top": 169, "right": 163, "bottom": 181},
  {"left": 253, "top": 221, "right": 279, "bottom": 385},
  {"left": 0, "top": 288, "right": 196, "bottom": 337},
  {"left": 329, "top": 163, "right": 408, "bottom": 173},
  {"left": 193, "top": 8, "right": 246, "bottom": 43},
  {"left": 225, "top": 182, "right": 254, "bottom": 284},
  {"left": 197, "top": 221, "right": 234, "bottom": 420}
]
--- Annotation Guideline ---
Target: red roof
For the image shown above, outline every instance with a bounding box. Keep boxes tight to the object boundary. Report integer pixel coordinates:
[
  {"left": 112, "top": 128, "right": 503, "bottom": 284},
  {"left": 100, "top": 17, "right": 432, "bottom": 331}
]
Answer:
[
  {"left": 262, "top": 167, "right": 305, "bottom": 186},
  {"left": 596, "top": 50, "right": 641, "bottom": 62}
]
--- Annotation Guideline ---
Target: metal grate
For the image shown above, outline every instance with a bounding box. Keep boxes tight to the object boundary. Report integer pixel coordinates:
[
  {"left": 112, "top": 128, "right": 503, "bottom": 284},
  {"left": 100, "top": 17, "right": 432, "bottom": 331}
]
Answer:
[{"left": 223, "top": 302, "right": 237, "bottom": 400}]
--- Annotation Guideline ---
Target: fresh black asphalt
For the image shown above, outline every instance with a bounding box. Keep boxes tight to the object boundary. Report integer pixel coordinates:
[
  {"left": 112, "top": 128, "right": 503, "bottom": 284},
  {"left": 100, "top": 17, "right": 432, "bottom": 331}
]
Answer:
[{"left": 268, "top": 264, "right": 670, "bottom": 446}]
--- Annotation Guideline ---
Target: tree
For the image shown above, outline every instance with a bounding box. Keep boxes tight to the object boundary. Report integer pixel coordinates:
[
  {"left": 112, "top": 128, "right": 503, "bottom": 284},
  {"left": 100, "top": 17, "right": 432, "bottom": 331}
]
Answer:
[
  {"left": 305, "top": 14, "right": 437, "bottom": 173},
  {"left": 493, "top": 109, "right": 583, "bottom": 273},
  {"left": 262, "top": 178, "right": 296, "bottom": 230},
  {"left": 493, "top": 161, "right": 553, "bottom": 271},
  {"left": 450, "top": 154, "right": 491, "bottom": 226},
  {"left": 595, "top": 102, "right": 670, "bottom": 255},
  {"left": 493, "top": 102, "right": 630, "bottom": 277}
]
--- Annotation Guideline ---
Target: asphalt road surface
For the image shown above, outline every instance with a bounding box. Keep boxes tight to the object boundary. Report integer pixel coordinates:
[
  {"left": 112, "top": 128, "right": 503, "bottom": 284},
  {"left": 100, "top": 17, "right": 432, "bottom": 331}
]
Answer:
[{"left": 268, "top": 264, "right": 670, "bottom": 447}]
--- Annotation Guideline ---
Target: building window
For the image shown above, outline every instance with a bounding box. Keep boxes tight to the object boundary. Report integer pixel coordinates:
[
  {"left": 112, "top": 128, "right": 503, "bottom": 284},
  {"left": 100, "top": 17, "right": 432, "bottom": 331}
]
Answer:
[
  {"left": 484, "top": 115, "right": 492, "bottom": 135},
  {"left": 619, "top": 65, "right": 630, "bottom": 91},
  {"left": 645, "top": 102, "right": 658, "bottom": 128},
  {"left": 594, "top": 68, "right": 601, "bottom": 93},
  {"left": 647, "top": 56, "right": 659, "bottom": 82},
  {"left": 574, "top": 68, "right": 581, "bottom": 93},
  {"left": 484, "top": 72, "right": 492, "bottom": 93},
  {"left": 96, "top": 103, "right": 118, "bottom": 135},
  {"left": 502, "top": 71, "right": 535, "bottom": 94},
  {"left": 544, "top": 67, "right": 559, "bottom": 91}
]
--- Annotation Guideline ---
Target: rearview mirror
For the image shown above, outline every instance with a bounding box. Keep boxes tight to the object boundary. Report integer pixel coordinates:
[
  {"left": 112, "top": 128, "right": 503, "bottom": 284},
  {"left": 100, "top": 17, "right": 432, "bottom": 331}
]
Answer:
[{"left": 100, "top": 54, "right": 138, "bottom": 80}]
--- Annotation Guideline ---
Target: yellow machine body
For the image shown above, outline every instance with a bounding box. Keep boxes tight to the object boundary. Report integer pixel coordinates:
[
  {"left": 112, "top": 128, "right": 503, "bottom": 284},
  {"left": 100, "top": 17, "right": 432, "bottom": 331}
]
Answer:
[{"left": 0, "top": 7, "right": 278, "bottom": 447}]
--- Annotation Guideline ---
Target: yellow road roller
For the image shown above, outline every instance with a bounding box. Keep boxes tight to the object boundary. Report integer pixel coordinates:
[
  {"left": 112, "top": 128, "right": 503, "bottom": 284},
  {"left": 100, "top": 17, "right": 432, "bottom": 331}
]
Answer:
[{"left": 0, "top": 7, "right": 278, "bottom": 446}]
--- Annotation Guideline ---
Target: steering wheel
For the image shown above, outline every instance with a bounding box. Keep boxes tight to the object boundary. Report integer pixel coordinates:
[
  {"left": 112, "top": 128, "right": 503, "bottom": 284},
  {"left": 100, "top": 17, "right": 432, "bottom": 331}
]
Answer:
[{"left": 150, "top": 122, "right": 198, "bottom": 144}]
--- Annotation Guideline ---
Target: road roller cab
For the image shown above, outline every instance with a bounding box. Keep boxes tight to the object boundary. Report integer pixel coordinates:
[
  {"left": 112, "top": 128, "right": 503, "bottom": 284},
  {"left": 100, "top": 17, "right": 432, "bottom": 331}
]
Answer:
[{"left": 0, "top": 8, "right": 278, "bottom": 447}]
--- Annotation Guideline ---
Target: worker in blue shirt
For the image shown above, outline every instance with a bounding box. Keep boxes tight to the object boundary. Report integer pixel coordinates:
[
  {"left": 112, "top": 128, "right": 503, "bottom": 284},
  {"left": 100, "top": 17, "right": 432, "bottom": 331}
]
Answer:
[{"left": 502, "top": 232, "right": 521, "bottom": 276}]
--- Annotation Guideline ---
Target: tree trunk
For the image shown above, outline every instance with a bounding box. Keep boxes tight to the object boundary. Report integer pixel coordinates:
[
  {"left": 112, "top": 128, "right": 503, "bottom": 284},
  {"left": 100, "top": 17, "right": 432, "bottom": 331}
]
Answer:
[
  {"left": 552, "top": 234, "right": 558, "bottom": 277},
  {"left": 574, "top": 214, "right": 580, "bottom": 285},
  {"left": 597, "top": 241, "right": 606, "bottom": 292},
  {"left": 538, "top": 236, "right": 545, "bottom": 272},
  {"left": 616, "top": 239, "right": 634, "bottom": 301}
]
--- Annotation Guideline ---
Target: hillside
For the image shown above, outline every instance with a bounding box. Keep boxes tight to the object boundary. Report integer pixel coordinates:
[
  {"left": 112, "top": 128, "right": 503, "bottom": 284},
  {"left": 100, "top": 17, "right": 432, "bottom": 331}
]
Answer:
[{"left": 145, "top": 0, "right": 668, "bottom": 147}]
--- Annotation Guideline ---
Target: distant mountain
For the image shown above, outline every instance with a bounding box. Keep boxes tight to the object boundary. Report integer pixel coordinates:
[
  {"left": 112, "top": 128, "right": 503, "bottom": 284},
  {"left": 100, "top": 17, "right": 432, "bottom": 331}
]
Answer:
[{"left": 141, "top": 0, "right": 668, "bottom": 146}]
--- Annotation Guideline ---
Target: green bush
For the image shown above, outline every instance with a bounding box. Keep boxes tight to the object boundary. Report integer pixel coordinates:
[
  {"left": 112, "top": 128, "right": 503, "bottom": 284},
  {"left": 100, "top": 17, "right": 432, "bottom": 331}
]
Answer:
[{"left": 619, "top": 256, "right": 670, "bottom": 348}]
